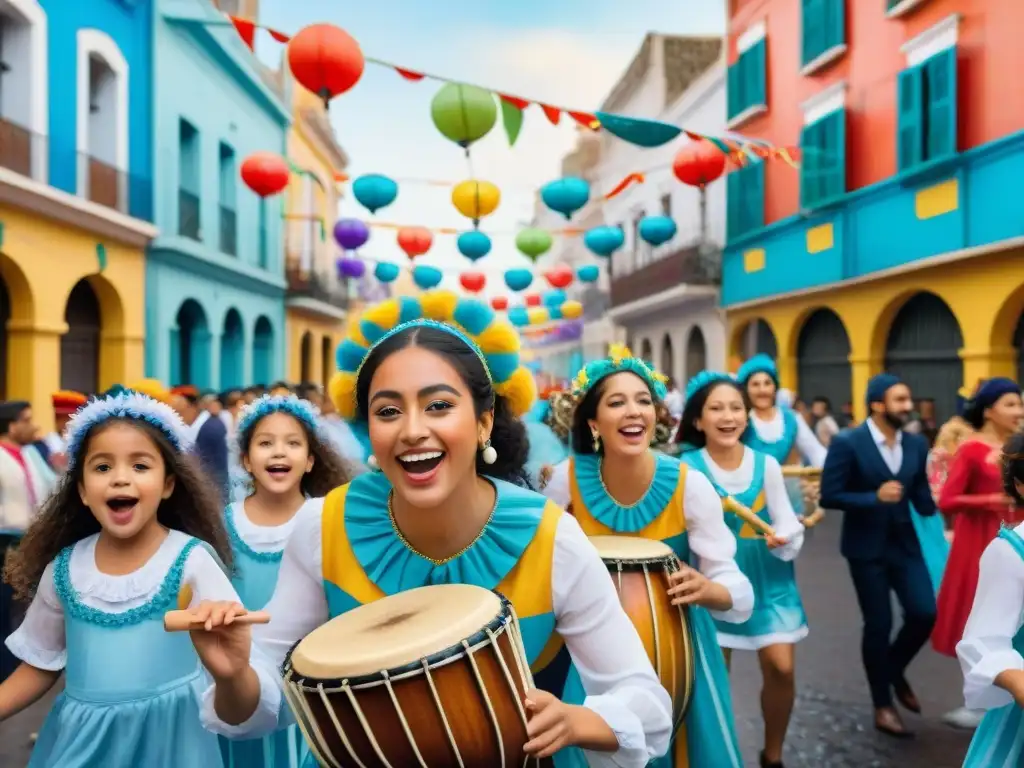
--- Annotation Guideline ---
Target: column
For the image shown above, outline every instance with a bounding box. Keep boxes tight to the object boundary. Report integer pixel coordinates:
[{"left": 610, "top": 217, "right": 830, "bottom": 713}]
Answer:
[
  {"left": 6, "top": 319, "right": 66, "bottom": 434},
  {"left": 960, "top": 345, "right": 1017, "bottom": 385},
  {"left": 99, "top": 330, "right": 146, "bottom": 392}
]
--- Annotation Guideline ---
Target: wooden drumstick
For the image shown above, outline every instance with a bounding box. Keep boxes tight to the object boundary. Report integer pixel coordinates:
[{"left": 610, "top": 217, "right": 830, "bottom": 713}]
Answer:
[
  {"left": 163, "top": 609, "right": 270, "bottom": 633},
  {"left": 723, "top": 497, "right": 777, "bottom": 538},
  {"left": 802, "top": 508, "right": 826, "bottom": 528},
  {"left": 781, "top": 466, "right": 822, "bottom": 478}
]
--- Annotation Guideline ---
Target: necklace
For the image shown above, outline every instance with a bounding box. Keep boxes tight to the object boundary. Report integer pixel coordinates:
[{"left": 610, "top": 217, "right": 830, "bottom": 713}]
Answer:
[
  {"left": 387, "top": 488, "right": 498, "bottom": 566},
  {"left": 597, "top": 454, "right": 653, "bottom": 509}
]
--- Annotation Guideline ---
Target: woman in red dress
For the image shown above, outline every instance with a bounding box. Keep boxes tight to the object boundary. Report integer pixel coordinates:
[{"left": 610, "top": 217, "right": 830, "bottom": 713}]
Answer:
[{"left": 933, "top": 377, "right": 1023, "bottom": 727}]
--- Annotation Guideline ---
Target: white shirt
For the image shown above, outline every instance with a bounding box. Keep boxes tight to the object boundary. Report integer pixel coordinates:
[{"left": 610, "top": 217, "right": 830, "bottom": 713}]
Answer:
[
  {"left": 543, "top": 459, "right": 755, "bottom": 624},
  {"left": 957, "top": 521, "right": 1024, "bottom": 710},
  {"left": 749, "top": 408, "right": 828, "bottom": 468},
  {"left": 203, "top": 498, "right": 674, "bottom": 767},
  {"left": 866, "top": 418, "right": 904, "bottom": 475},
  {"left": 227, "top": 501, "right": 302, "bottom": 553}
]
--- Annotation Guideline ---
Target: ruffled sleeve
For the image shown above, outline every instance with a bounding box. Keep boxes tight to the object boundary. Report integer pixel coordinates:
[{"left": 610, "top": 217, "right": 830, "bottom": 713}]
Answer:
[
  {"left": 4, "top": 561, "right": 66, "bottom": 671},
  {"left": 761, "top": 456, "right": 805, "bottom": 562},
  {"left": 551, "top": 514, "right": 673, "bottom": 766},
  {"left": 957, "top": 534, "right": 1024, "bottom": 710},
  {"left": 540, "top": 459, "right": 571, "bottom": 508}
]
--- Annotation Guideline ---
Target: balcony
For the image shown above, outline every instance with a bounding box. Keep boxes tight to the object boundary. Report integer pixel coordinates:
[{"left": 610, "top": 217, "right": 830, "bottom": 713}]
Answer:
[
  {"left": 610, "top": 243, "right": 721, "bottom": 307},
  {"left": 285, "top": 260, "right": 350, "bottom": 310},
  {"left": 219, "top": 204, "right": 237, "bottom": 256},
  {"left": 178, "top": 188, "right": 200, "bottom": 241},
  {"left": 0, "top": 117, "right": 33, "bottom": 176}
]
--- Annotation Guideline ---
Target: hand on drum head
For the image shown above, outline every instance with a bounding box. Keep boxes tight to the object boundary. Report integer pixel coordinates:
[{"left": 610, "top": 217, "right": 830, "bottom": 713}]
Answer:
[
  {"left": 666, "top": 565, "right": 714, "bottom": 607},
  {"left": 186, "top": 600, "right": 253, "bottom": 683}
]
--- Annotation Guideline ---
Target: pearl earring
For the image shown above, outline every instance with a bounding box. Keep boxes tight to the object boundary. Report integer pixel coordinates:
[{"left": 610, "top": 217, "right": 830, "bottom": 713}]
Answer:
[
  {"left": 367, "top": 455, "right": 380, "bottom": 470},
  {"left": 481, "top": 439, "right": 498, "bottom": 465}
]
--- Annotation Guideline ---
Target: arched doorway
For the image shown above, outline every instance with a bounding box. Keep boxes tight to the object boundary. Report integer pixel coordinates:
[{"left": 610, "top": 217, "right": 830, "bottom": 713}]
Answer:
[
  {"left": 1013, "top": 310, "right": 1024, "bottom": 385},
  {"left": 300, "top": 331, "right": 313, "bottom": 383},
  {"left": 686, "top": 326, "right": 707, "bottom": 378},
  {"left": 797, "top": 309, "right": 852, "bottom": 411},
  {"left": 253, "top": 316, "right": 274, "bottom": 386},
  {"left": 173, "top": 299, "right": 210, "bottom": 388},
  {"left": 661, "top": 334, "right": 674, "bottom": 380},
  {"left": 884, "top": 292, "right": 964, "bottom": 421},
  {"left": 640, "top": 338, "right": 653, "bottom": 364},
  {"left": 321, "top": 336, "right": 333, "bottom": 390},
  {"left": 738, "top": 318, "right": 778, "bottom": 360},
  {"left": 0, "top": 276, "right": 8, "bottom": 399},
  {"left": 61, "top": 279, "right": 101, "bottom": 394},
  {"left": 220, "top": 308, "right": 244, "bottom": 390}
]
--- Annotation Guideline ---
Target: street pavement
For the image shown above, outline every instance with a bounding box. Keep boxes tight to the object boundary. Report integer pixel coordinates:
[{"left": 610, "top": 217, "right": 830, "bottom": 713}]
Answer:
[{"left": 0, "top": 513, "right": 976, "bottom": 766}]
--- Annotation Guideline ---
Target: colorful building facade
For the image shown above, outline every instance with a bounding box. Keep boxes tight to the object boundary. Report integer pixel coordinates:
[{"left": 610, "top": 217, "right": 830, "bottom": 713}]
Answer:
[
  {"left": 144, "top": 0, "right": 289, "bottom": 391},
  {"left": 0, "top": 0, "right": 155, "bottom": 431},
  {"left": 723, "top": 0, "right": 1024, "bottom": 420}
]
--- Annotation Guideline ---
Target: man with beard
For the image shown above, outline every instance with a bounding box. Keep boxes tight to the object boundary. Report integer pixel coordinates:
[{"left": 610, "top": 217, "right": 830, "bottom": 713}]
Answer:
[{"left": 820, "top": 373, "right": 939, "bottom": 738}]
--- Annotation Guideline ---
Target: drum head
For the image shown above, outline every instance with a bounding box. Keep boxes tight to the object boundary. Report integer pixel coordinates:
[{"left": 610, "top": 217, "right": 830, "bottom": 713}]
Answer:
[
  {"left": 590, "top": 535, "right": 674, "bottom": 562},
  {"left": 291, "top": 584, "right": 504, "bottom": 679}
]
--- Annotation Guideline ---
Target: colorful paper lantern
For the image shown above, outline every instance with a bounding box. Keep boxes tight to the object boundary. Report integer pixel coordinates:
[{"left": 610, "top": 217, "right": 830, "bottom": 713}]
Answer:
[
  {"left": 430, "top": 84, "right": 497, "bottom": 149},
  {"left": 456, "top": 230, "right": 492, "bottom": 261},
  {"left": 527, "top": 307, "right": 549, "bottom": 325},
  {"left": 525, "top": 293, "right": 541, "bottom": 307},
  {"left": 583, "top": 226, "right": 624, "bottom": 257},
  {"left": 397, "top": 227, "right": 433, "bottom": 259},
  {"left": 451, "top": 180, "right": 500, "bottom": 223},
  {"left": 504, "top": 268, "right": 533, "bottom": 292},
  {"left": 412, "top": 264, "right": 443, "bottom": 290},
  {"left": 544, "top": 265, "right": 573, "bottom": 289},
  {"left": 561, "top": 300, "right": 584, "bottom": 319},
  {"left": 333, "top": 218, "right": 370, "bottom": 251},
  {"left": 638, "top": 216, "right": 677, "bottom": 246},
  {"left": 459, "top": 271, "right": 486, "bottom": 293},
  {"left": 595, "top": 112, "right": 682, "bottom": 148},
  {"left": 240, "top": 152, "right": 290, "bottom": 198},
  {"left": 515, "top": 228, "right": 553, "bottom": 261},
  {"left": 540, "top": 177, "right": 590, "bottom": 220},
  {"left": 577, "top": 265, "right": 600, "bottom": 283},
  {"left": 508, "top": 306, "right": 530, "bottom": 327},
  {"left": 672, "top": 140, "right": 726, "bottom": 188},
  {"left": 336, "top": 256, "right": 365, "bottom": 278},
  {"left": 491, "top": 296, "right": 509, "bottom": 311},
  {"left": 287, "top": 24, "right": 364, "bottom": 106},
  {"left": 352, "top": 174, "right": 398, "bottom": 213},
  {"left": 374, "top": 262, "right": 401, "bottom": 283},
  {"left": 542, "top": 289, "right": 566, "bottom": 308}
]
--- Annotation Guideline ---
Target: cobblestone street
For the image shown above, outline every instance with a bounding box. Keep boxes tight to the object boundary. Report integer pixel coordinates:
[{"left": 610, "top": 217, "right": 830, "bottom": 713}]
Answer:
[{"left": 0, "top": 514, "right": 976, "bottom": 766}]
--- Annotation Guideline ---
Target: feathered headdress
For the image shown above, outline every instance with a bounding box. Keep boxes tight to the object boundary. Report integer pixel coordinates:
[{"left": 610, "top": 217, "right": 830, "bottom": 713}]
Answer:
[{"left": 570, "top": 344, "right": 669, "bottom": 402}]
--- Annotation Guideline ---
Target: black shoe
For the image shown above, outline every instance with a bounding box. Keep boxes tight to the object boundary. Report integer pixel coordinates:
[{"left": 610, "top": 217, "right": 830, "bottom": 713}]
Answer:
[{"left": 760, "top": 751, "right": 785, "bottom": 768}]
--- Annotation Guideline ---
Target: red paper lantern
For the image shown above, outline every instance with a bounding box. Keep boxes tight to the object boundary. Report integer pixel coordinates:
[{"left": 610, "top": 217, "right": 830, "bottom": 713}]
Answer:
[
  {"left": 545, "top": 265, "right": 574, "bottom": 289},
  {"left": 672, "top": 140, "right": 726, "bottom": 188},
  {"left": 459, "top": 271, "right": 486, "bottom": 294},
  {"left": 240, "top": 152, "right": 290, "bottom": 197},
  {"left": 525, "top": 293, "right": 541, "bottom": 307},
  {"left": 491, "top": 296, "right": 509, "bottom": 311},
  {"left": 287, "top": 24, "right": 365, "bottom": 106},
  {"left": 397, "top": 227, "right": 433, "bottom": 259}
]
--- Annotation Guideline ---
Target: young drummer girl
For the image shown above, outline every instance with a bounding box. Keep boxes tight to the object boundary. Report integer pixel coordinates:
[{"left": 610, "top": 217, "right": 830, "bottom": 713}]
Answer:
[
  {"left": 0, "top": 388, "right": 249, "bottom": 767},
  {"left": 222, "top": 394, "right": 351, "bottom": 767}
]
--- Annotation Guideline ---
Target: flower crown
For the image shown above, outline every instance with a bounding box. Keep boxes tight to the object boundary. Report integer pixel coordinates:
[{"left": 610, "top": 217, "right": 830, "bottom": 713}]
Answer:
[
  {"left": 235, "top": 394, "right": 322, "bottom": 443},
  {"left": 329, "top": 290, "right": 536, "bottom": 422},
  {"left": 64, "top": 389, "right": 193, "bottom": 470},
  {"left": 685, "top": 370, "right": 737, "bottom": 401},
  {"left": 736, "top": 353, "right": 778, "bottom": 385},
  {"left": 570, "top": 344, "right": 668, "bottom": 401}
]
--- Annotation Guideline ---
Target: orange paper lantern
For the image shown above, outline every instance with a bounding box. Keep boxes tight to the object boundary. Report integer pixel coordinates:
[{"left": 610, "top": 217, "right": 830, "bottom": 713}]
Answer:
[
  {"left": 397, "top": 227, "right": 433, "bottom": 259},
  {"left": 287, "top": 24, "right": 365, "bottom": 105},
  {"left": 240, "top": 152, "right": 290, "bottom": 198},
  {"left": 672, "top": 140, "right": 726, "bottom": 188}
]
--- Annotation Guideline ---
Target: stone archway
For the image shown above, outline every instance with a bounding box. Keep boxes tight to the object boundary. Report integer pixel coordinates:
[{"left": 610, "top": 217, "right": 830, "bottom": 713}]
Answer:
[
  {"left": 253, "top": 315, "right": 274, "bottom": 386},
  {"left": 737, "top": 318, "right": 778, "bottom": 360},
  {"left": 661, "top": 333, "right": 674, "bottom": 381},
  {"left": 685, "top": 326, "right": 707, "bottom": 378},
  {"left": 61, "top": 279, "right": 101, "bottom": 394},
  {"left": 300, "top": 331, "right": 313, "bottom": 384},
  {"left": 173, "top": 299, "right": 211, "bottom": 388},
  {"left": 220, "top": 308, "right": 244, "bottom": 389},
  {"left": 640, "top": 337, "right": 653, "bottom": 364},
  {"left": 796, "top": 308, "right": 852, "bottom": 410}
]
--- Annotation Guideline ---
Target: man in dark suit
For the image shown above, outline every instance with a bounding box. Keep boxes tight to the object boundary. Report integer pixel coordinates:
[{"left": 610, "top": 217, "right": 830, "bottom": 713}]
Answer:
[
  {"left": 172, "top": 391, "right": 229, "bottom": 503},
  {"left": 819, "top": 373, "right": 938, "bottom": 737}
]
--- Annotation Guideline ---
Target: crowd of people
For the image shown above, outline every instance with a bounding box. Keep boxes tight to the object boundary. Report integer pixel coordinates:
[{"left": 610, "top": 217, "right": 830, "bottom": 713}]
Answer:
[{"left": 0, "top": 290, "right": 1021, "bottom": 767}]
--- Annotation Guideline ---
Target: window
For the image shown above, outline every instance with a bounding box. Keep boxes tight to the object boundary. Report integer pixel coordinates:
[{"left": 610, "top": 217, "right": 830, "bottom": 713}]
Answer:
[
  {"left": 726, "top": 161, "right": 764, "bottom": 241},
  {"left": 800, "top": 110, "right": 845, "bottom": 209},
  {"left": 0, "top": 0, "right": 46, "bottom": 181},
  {"left": 631, "top": 211, "right": 647, "bottom": 268},
  {"left": 801, "top": 0, "right": 845, "bottom": 72},
  {"left": 218, "top": 142, "right": 236, "bottom": 256},
  {"left": 727, "top": 24, "right": 767, "bottom": 125},
  {"left": 76, "top": 29, "right": 128, "bottom": 210},
  {"left": 897, "top": 47, "right": 957, "bottom": 172},
  {"left": 178, "top": 119, "right": 200, "bottom": 240}
]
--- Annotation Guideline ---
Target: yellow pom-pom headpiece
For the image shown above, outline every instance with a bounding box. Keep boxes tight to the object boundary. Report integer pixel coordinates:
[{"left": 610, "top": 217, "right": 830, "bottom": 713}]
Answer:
[{"left": 329, "top": 290, "right": 535, "bottom": 421}]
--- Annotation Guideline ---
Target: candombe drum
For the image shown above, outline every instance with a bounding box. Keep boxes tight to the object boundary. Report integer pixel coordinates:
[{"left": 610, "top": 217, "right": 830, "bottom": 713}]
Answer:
[
  {"left": 589, "top": 536, "right": 695, "bottom": 724},
  {"left": 281, "top": 584, "right": 548, "bottom": 767}
]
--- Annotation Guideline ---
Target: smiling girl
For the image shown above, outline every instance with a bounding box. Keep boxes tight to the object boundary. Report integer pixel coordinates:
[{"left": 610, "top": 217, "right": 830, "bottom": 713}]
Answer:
[
  {"left": 677, "top": 371, "right": 806, "bottom": 768},
  {"left": 0, "top": 389, "right": 248, "bottom": 767},
  {"left": 221, "top": 394, "right": 351, "bottom": 767}
]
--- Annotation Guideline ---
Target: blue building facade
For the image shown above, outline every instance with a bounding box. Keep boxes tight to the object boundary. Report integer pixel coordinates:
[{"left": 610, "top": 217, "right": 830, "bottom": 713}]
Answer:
[{"left": 146, "top": 0, "right": 288, "bottom": 390}]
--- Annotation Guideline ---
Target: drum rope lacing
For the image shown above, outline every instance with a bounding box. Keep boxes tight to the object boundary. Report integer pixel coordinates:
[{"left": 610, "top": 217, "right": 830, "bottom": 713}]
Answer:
[{"left": 387, "top": 490, "right": 498, "bottom": 566}]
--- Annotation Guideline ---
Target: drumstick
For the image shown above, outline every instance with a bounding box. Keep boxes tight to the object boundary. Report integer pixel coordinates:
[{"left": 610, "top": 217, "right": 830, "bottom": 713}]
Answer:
[
  {"left": 802, "top": 508, "right": 826, "bottom": 528},
  {"left": 163, "top": 609, "right": 270, "bottom": 633},
  {"left": 781, "top": 466, "right": 822, "bottom": 478},
  {"left": 723, "top": 497, "right": 777, "bottom": 538}
]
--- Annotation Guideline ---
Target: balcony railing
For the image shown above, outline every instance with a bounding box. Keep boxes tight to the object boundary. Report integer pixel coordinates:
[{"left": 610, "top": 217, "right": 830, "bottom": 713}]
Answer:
[
  {"left": 179, "top": 188, "right": 201, "bottom": 240},
  {"left": 0, "top": 117, "right": 33, "bottom": 176},
  {"left": 285, "top": 260, "right": 350, "bottom": 309},
  {"left": 219, "top": 204, "right": 237, "bottom": 256},
  {"left": 610, "top": 242, "right": 721, "bottom": 307}
]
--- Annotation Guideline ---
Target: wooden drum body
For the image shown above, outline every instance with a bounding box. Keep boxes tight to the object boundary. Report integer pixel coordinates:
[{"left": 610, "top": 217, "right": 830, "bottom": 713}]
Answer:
[
  {"left": 590, "top": 536, "right": 696, "bottom": 725},
  {"left": 282, "top": 584, "right": 544, "bottom": 768}
]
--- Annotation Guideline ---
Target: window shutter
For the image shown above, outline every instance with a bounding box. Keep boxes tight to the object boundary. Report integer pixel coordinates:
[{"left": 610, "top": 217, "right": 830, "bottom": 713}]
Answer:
[
  {"left": 925, "top": 47, "right": 958, "bottom": 161},
  {"left": 746, "top": 162, "right": 765, "bottom": 233},
  {"left": 828, "top": 109, "right": 847, "bottom": 201},
  {"left": 747, "top": 39, "right": 767, "bottom": 107},
  {"left": 728, "top": 62, "right": 742, "bottom": 119},
  {"left": 896, "top": 66, "right": 924, "bottom": 171},
  {"left": 826, "top": 0, "right": 846, "bottom": 50},
  {"left": 799, "top": 124, "right": 817, "bottom": 209},
  {"left": 802, "top": 0, "right": 822, "bottom": 66},
  {"left": 727, "top": 169, "right": 740, "bottom": 240}
]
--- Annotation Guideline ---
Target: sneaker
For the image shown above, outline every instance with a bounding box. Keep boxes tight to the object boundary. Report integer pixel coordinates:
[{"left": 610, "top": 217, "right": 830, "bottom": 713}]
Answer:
[{"left": 943, "top": 707, "right": 983, "bottom": 730}]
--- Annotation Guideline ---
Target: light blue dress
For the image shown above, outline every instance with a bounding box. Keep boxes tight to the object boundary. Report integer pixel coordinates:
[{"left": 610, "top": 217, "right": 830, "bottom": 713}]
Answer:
[
  {"left": 682, "top": 448, "right": 808, "bottom": 650},
  {"left": 742, "top": 407, "right": 808, "bottom": 516},
  {"left": 220, "top": 502, "right": 308, "bottom": 768},
  {"left": 28, "top": 537, "right": 223, "bottom": 768}
]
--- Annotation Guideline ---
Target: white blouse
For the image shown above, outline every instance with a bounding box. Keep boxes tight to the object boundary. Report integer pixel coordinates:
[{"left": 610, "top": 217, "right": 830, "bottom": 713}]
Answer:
[
  {"left": 958, "top": 522, "right": 1024, "bottom": 710},
  {"left": 202, "top": 497, "right": 674, "bottom": 767},
  {"left": 749, "top": 408, "right": 828, "bottom": 468},
  {"left": 227, "top": 500, "right": 301, "bottom": 553},
  {"left": 698, "top": 447, "right": 805, "bottom": 562},
  {"left": 543, "top": 459, "right": 754, "bottom": 625}
]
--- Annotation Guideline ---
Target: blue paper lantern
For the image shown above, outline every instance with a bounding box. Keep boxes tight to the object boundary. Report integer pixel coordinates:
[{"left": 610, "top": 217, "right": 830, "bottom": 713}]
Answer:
[
  {"left": 542, "top": 289, "right": 566, "bottom": 308},
  {"left": 540, "top": 177, "right": 590, "bottom": 220},
  {"left": 638, "top": 215, "right": 677, "bottom": 246},
  {"left": 547, "top": 305, "right": 563, "bottom": 321},
  {"left": 352, "top": 174, "right": 398, "bottom": 214},
  {"left": 583, "top": 226, "right": 625, "bottom": 257},
  {"left": 508, "top": 306, "right": 530, "bottom": 327},
  {"left": 374, "top": 262, "right": 401, "bottom": 283},
  {"left": 594, "top": 112, "right": 682, "bottom": 148},
  {"left": 577, "top": 265, "right": 600, "bottom": 283},
  {"left": 412, "top": 264, "right": 443, "bottom": 290},
  {"left": 504, "top": 268, "right": 533, "bottom": 292},
  {"left": 456, "top": 230, "right": 492, "bottom": 261}
]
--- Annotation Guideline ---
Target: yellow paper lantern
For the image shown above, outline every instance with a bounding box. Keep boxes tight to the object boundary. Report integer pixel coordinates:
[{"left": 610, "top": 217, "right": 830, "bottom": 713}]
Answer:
[
  {"left": 451, "top": 180, "right": 501, "bottom": 221},
  {"left": 527, "top": 307, "right": 549, "bottom": 325},
  {"left": 560, "top": 300, "right": 583, "bottom": 319}
]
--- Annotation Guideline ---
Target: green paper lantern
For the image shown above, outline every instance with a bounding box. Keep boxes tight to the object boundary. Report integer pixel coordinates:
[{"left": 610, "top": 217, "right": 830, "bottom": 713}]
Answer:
[
  {"left": 431, "top": 84, "right": 497, "bottom": 148},
  {"left": 515, "top": 228, "right": 553, "bottom": 261}
]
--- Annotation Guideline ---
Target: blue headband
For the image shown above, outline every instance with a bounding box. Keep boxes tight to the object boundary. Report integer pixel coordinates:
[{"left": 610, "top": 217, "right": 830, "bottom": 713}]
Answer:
[
  {"left": 685, "top": 370, "right": 737, "bottom": 401},
  {"left": 736, "top": 354, "right": 778, "bottom": 386},
  {"left": 235, "top": 394, "right": 322, "bottom": 442},
  {"left": 973, "top": 377, "right": 1022, "bottom": 410},
  {"left": 866, "top": 373, "right": 903, "bottom": 405}
]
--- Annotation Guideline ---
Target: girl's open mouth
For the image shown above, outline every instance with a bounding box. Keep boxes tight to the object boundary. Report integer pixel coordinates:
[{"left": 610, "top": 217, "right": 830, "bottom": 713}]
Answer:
[
  {"left": 266, "top": 464, "right": 292, "bottom": 478},
  {"left": 106, "top": 496, "right": 139, "bottom": 524},
  {"left": 397, "top": 451, "right": 445, "bottom": 483},
  {"left": 619, "top": 425, "right": 646, "bottom": 442}
]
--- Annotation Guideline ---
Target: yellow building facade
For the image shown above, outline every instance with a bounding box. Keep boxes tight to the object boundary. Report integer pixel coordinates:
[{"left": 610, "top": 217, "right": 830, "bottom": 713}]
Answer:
[
  {"left": 282, "top": 74, "right": 350, "bottom": 389},
  {"left": 0, "top": 188, "right": 151, "bottom": 433},
  {"left": 727, "top": 247, "right": 1024, "bottom": 422}
]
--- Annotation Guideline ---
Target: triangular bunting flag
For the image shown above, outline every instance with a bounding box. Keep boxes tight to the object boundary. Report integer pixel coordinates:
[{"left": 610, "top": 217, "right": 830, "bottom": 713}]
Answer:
[
  {"left": 268, "top": 28, "right": 291, "bottom": 43},
  {"left": 228, "top": 15, "right": 256, "bottom": 50},
  {"left": 499, "top": 94, "right": 530, "bottom": 110},
  {"left": 540, "top": 104, "right": 560, "bottom": 125},
  {"left": 568, "top": 111, "right": 598, "bottom": 129},
  {"left": 500, "top": 99, "right": 524, "bottom": 147},
  {"left": 395, "top": 67, "right": 424, "bottom": 81}
]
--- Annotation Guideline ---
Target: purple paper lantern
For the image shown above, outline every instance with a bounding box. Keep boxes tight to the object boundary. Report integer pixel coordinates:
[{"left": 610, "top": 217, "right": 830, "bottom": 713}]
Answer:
[
  {"left": 333, "top": 218, "right": 370, "bottom": 251},
  {"left": 336, "top": 256, "right": 366, "bottom": 279}
]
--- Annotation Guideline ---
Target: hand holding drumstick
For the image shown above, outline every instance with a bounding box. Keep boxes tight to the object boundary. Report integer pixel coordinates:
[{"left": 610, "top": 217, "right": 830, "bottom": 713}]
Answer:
[
  {"left": 722, "top": 496, "right": 787, "bottom": 548},
  {"left": 166, "top": 602, "right": 267, "bottom": 682}
]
